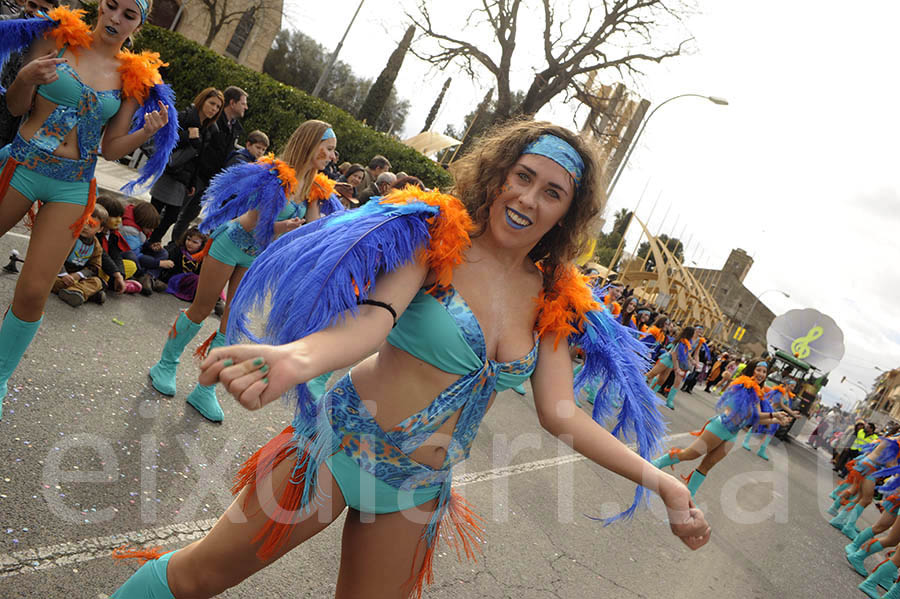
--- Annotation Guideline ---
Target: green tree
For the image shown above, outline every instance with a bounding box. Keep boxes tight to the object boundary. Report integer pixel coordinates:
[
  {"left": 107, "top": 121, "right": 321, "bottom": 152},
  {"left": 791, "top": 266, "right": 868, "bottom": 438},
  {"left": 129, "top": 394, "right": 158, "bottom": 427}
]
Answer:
[
  {"left": 263, "top": 30, "right": 409, "bottom": 133},
  {"left": 637, "top": 235, "right": 684, "bottom": 271},
  {"left": 611, "top": 208, "right": 632, "bottom": 236},
  {"left": 421, "top": 77, "right": 451, "bottom": 133},
  {"left": 359, "top": 25, "right": 415, "bottom": 129}
]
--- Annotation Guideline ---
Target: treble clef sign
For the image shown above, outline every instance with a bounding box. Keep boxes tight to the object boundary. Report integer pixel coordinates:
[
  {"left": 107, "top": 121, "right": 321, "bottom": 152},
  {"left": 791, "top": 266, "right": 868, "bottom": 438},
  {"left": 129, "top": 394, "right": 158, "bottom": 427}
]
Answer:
[{"left": 791, "top": 326, "right": 823, "bottom": 359}]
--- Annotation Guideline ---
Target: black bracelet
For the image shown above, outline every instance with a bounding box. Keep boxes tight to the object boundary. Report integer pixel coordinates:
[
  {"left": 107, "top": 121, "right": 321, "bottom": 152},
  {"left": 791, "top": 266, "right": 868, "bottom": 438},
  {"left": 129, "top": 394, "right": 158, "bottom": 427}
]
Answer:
[{"left": 359, "top": 299, "right": 397, "bottom": 328}]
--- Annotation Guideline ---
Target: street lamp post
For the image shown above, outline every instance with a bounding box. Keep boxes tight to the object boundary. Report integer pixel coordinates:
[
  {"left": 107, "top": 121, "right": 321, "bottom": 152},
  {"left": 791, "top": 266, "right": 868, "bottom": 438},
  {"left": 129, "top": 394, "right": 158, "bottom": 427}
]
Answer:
[
  {"left": 737, "top": 288, "right": 790, "bottom": 345},
  {"left": 606, "top": 94, "right": 728, "bottom": 198}
]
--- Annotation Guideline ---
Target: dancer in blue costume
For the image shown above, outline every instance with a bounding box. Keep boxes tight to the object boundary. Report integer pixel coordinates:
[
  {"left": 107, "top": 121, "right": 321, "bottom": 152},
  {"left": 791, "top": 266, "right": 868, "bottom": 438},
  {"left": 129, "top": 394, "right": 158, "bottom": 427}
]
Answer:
[
  {"left": 111, "top": 121, "right": 710, "bottom": 598},
  {"left": 0, "top": 3, "right": 176, "bottom": 420},
  {"left": 148, "top": 119, "right": 343, "bottom": 422},
  {"left": 830, "top": 435, "right": 900, "bottom": 540},
  {"left": 645, "top": 325, "right": 694, "bottom": 410},
  {"left": 741, "top": 377, "right": 801, "bottom": 460},
  {"left": 844, "top": 476, "right": 900, "bottom": 578},
  {"left": 652, "top": 360, "right": 791, "bottom": 497}
]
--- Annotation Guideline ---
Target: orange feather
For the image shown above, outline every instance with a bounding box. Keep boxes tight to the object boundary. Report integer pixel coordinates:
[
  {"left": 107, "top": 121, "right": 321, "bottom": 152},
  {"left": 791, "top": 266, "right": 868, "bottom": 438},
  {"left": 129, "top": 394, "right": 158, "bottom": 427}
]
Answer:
[
  {"left": 258, "top": 154, "right": 298, "bottom": 197},
  {"left": 308, "top": 172, "right": 335, "bottom": 202},
  {"left": 534, "top": 263, "right": 599, "bottom": 349},
  {"left": 44, "top": 7, "right": 92, "bottom": 54},
  {"left": 115, "top": 49, "right": 166, "bottom": 104}
]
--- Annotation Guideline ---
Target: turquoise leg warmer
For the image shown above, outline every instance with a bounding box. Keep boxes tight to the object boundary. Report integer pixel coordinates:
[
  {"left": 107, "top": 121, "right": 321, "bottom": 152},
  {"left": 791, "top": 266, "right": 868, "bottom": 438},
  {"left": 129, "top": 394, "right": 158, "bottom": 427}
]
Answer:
[
  {"left": 848, "top": 539, "right": 884, "bottom": 576},
  {"left": 742, "top": 430, "right": 754, "bottom": 451},
  {"left": 686, "top": 470, "right": 706, "bottom": 497},
  {"left": 186, "top": 331, "right": 227, "bottom": 422},
  {"left": 665, "top": 386, "right": 677, "bottom": 410},
  {"left": 150, "top": 312, "right": 202, "bottom": 397},
  {"left": 652, "top": 449, "right": 682, "bottom": 470},
  {"left": 830, "top": 503, "right": 854, "bottom": 528},
  {"left": 111, "top": 550, "right": 176, "bottom": 598},
  {"left": 841, "top": 504, "right": 866, "bottom": 538},
  {"left": 0, "top": 311, "right": 42, "bottom": 420},
  {"left": 757, "top": 434, "right": 773, "bottom": 461},
  {"left": 847, "top": 527, "right": 876, "bottom": 557},
  {"left": 826, "top": 494, "right": 844, "bottom": 516},
  {"left": 859, "top": 560, "right": 899, "bottom": 599},
  {"left": 884, "top": 579, "right": 900, "bottom": 599},
  {"left": 831, "top": 482, "right": 850, "bottom": 500}
]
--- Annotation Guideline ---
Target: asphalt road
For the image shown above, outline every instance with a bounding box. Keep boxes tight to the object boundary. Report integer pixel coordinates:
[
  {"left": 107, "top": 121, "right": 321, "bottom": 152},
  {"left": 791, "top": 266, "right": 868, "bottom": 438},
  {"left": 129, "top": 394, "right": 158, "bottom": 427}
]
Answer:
[{"left": 0, "top": 227, "right": 882, "bottom": 598}]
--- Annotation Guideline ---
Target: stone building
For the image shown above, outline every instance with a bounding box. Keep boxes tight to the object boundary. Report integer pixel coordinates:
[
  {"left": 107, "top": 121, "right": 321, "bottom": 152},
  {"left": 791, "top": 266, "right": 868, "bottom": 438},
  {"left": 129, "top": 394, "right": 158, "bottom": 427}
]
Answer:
[
  {"left": 687, "top": 249, "right": 775, "bottom": 355},
  {"left": 864, "top": 369, "right": 900, "bottom": 420},
  {"left": 147, "top": 0, "right": 282, "bottom": 71}
]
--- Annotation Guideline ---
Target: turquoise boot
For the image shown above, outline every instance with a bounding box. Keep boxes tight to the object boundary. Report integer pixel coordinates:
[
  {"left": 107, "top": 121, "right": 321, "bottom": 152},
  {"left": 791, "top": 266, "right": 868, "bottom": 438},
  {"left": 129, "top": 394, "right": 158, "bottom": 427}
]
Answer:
[
  {"left": 742, "top": 430, "right": 754, "bottom": 451},
  {"left": 830, "top": 503, "right": 854, "bottom": 529},
  {"left": 841, "top": 504, "right": 866, "bottom": 539},
  {"left": 847, "top": 527, "right": 876, "bottom": 557},
  {"left": 686, "top": 470, "right": 706, "bottom": 497},
  {"left": 883, "top": 580, "right": 900, "bottom": 599},
  {"left": 848, "top": 539, "right": 884, "bottom": 576},
  {"left": 665, "top": 387, "right": 677, "bottom": 410},
  {"left": 859, "top": 560, "right": 898, "bottom": 599},
  {"left": 186, "top": 331, "right": 227, "bottom": 422},
  {"left": 826, "top": 494, "right": 844, "bottom": 516},
  {"left": 652, "top": 449, "right": 682, "bottom": 470},
  {"left": 111, "top": 549, "right": 176, "bottom": 598},
  {"left": 149, "top": 312, "right": 202, "bottom": 397},
  {"left": 757, "top": 434, "right": 773, "bottom": 461},
  {"left": 0, "top": 311, "right": 42, "bottom": 420},
  {"left": 831, "top": 482, "right": 850, "bottom": 500}
]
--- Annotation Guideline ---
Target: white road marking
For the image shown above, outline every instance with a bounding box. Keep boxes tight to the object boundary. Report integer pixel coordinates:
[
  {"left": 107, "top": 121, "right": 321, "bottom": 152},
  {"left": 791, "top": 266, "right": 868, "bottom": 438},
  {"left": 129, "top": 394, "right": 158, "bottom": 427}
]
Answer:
[{"left": 0, "top": 431, "right": 697, "bottom": 578}]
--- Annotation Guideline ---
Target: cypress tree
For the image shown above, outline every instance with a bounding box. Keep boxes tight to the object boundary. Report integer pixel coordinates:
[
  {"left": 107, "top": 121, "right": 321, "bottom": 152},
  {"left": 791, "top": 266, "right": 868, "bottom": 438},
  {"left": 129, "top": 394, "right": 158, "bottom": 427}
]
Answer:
[
  {"left": 421, "top": 77, "right": 452, "bottom": 133},
  {"left": 359, "top": 25, "right": 415, "bottom": 128}
]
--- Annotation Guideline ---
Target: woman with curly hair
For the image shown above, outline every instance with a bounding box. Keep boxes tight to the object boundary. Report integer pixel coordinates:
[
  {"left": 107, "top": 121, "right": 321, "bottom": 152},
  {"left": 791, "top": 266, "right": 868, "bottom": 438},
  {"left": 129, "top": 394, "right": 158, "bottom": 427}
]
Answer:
[{"left": 111, "top": 120, "right": 710, "bottom": 598}]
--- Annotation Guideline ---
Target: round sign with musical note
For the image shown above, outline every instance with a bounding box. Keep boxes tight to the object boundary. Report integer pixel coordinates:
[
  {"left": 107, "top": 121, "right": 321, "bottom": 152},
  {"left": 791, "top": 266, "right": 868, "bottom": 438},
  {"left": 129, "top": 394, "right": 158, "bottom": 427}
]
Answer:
[{"left": 766, "top": 308, "right": 845, "bottom": 372}]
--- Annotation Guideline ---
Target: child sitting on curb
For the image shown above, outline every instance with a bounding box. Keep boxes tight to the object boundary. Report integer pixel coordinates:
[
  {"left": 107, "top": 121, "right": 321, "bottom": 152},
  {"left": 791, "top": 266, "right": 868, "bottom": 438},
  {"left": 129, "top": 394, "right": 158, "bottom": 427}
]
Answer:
[
  {"left": 96, "top": 195, "right": 142, "bottom": 295},
  {"left": 53, "top": 205, "right": 108, "bottom": 307}
]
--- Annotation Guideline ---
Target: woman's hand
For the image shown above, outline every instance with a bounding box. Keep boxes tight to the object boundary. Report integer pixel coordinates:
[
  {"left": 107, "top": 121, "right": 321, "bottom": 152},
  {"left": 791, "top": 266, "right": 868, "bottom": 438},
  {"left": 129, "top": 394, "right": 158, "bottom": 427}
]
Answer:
[
  {"left": 658, "top": 473, "right": 712, "bottom": 550},
  {"left": 142, "top": 101, "right": 169, "bottom": 137},
  {"left": 273, "top": 217, "right": 304, "bottom": 236},
  {"left": 187, "top": 127, "right": 200, "bottom": 139},
  {"left": 199, "top": 342, "right": 310, "bottom": 411},
  {"left": 18, "top": 51, "right": 65, "bottom": 86}
]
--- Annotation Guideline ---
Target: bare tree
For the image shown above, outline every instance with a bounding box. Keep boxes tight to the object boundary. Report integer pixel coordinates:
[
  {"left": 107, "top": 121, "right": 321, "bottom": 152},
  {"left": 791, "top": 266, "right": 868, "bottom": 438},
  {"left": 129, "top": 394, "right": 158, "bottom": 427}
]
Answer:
[
  {"left": 185, "top": 0, "right": 281, "bottom": 48},
  {"left": 408, "top": 0, "right": 693, "bottom": 124}
]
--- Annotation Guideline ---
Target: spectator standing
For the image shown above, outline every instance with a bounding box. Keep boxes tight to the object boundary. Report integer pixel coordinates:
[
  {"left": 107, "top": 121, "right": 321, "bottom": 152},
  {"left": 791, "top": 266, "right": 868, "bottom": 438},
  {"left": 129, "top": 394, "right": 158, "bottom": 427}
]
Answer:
[
  {"left": 148, "top": 88, "right": 224, "bottom": 245},
  {"left": 224, "top": 130, "right": 269, "bottom": 168},
  {"left": 358, "top": 154, "right": 391, "bottom": 194},
  {"left": 358, "top": 171, "right": 396, "bottom": 205},
  {"left": 171, "top": 86, "right": 248, "bottom": 242}
]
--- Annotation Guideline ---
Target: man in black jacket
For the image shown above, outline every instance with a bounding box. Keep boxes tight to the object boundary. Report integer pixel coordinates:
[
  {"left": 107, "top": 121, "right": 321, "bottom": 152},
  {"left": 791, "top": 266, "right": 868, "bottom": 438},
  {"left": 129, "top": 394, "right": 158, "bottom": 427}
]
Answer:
[{"left": 171, "top": 85, "right": 248, "bottom": 242}]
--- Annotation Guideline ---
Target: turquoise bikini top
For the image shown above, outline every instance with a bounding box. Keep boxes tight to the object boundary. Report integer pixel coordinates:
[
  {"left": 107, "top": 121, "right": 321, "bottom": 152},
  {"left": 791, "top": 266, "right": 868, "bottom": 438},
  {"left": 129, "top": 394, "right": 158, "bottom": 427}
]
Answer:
[
  {"left": 387, "top": 284, "right": 538, "bottom": 392},
  {"left": 278, "top": 200, "right": 306, "bottom": 221},
  {"left": 30, "top": 47, "right": 121, "bottom": 161}
]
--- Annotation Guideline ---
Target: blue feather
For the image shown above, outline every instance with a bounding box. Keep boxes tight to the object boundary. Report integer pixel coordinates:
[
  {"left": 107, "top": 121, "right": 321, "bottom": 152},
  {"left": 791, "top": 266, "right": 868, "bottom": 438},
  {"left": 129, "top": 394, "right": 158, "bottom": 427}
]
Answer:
[
  {"left": 319, "top": 194, "right": 344, "bottom": 216},
  {"left": 570, "top": 308, "right": 667, "bottom": 524},
  {"left": 715, "top": 383, "right": 761, "bottom": 432},
  {"left": 198, "top": 161, "right": 291, "bottom": 249},
  {"left": 121, "top": 83, "right": 179, "bottom": 194},
  {"left": 873, "top": 463, "right": 900, "bottom": 482},
  {"left": 877, "top": 474, "right": 900, "bottom": 495},
  {"left": 227, "top": 199, "right": 439, "bottom": 421},
  {"left": 752, "top": 391, "right": 779, "bottom": 434},
  {"left": 0, "top": 17, "right": 55, "bottom": 94}
]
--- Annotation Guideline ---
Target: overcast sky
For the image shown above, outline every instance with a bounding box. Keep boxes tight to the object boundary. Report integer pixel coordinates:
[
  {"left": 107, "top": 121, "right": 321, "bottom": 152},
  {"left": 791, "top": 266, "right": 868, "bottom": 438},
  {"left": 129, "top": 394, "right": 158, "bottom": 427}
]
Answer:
[{"left": 286, "top": 1, "right": 900, "bottom": 410}]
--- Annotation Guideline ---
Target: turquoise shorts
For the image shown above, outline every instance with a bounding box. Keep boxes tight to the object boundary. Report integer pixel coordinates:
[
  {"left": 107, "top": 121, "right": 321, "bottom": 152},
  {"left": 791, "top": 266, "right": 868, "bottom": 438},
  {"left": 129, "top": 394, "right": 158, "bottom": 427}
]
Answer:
[
  {"left": 659, "top": 352, "right": 673, "bottom": 369},
  {"left": 0, "top": 145, "right": 91, "bottom": 206},
  {"left": 208, "top": 224, "right": 257, "bottom": 269},
  {"left": 325, "top": 451, "right": 441, "bottom": 514},
  {"left": 705, "top": 415, "right": 738, "bottom": 443}
]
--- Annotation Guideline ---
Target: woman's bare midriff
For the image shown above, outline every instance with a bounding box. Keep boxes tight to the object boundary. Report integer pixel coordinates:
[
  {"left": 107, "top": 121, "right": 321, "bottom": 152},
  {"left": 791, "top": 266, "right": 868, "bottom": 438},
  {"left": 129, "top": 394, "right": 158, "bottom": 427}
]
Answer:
[
  {"left": 18, "top": 96, "right": 84, "bottom": 160},
  {"left": 349, "top": 342, "right": 495, "bottom": 470}
]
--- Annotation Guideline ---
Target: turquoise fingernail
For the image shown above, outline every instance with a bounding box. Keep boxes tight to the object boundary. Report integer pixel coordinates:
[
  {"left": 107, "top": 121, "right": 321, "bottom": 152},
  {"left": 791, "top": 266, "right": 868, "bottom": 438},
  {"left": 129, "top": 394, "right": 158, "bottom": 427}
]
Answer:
[
  {"left": 262, "top": 377, "right": 269, "bottom": 385},
  {"left": 253, "top": 357, "right": 264, "bottom": 366},
  {"left": 223, "top": 359, "right": 233, "bottom": 367},
  {"left": 260, "top": 364, "right": 269, "bottom": 374}
]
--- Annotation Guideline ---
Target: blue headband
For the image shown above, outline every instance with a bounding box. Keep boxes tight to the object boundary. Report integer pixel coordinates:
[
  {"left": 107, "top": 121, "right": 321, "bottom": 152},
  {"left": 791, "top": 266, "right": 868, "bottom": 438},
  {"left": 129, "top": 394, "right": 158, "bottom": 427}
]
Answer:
[
  {"left": 521, "top": 134, "right": 584, "bottom": 188},
  {"left": 321, "top": 127, "right": 336, "bottom": 141},
  {"left": 134, "top": 0, "right": 149, "bottom": 22}
]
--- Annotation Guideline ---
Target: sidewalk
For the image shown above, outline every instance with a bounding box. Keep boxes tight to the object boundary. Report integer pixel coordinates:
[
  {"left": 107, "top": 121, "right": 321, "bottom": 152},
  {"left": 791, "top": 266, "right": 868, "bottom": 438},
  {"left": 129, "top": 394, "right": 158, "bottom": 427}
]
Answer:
[{"left": 94, "top": 158, "right": 150, "bottom": 202}]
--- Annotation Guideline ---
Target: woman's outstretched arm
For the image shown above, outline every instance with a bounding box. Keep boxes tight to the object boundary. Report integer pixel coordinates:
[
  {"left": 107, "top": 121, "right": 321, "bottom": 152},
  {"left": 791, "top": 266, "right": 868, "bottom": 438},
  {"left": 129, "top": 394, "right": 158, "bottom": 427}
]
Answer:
[
  {"left": 198, "top": 259, "right": 428, "bottom": 410},
  {"left": 530, "top": 335, "right": 711, "bottom": 550}
]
